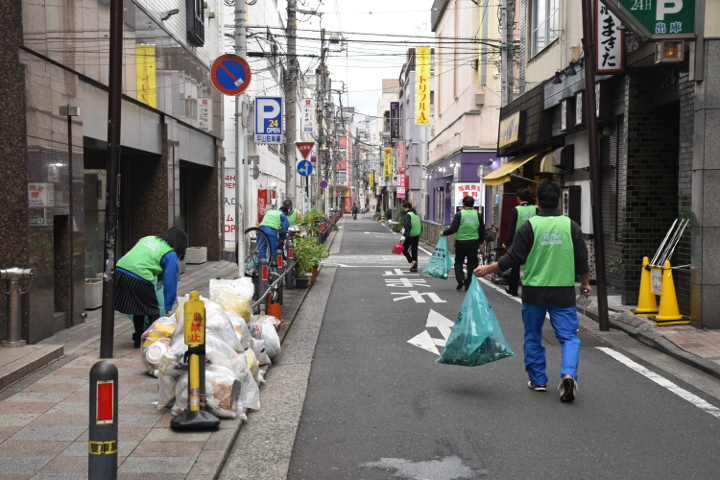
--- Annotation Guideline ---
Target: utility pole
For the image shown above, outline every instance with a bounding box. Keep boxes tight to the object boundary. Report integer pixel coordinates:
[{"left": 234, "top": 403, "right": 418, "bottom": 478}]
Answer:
[
  {"left": 317, "top": 28, "right": 327, "bottom": 212},
  {"left": 285, "top": 0, "right": 298, "bottom": 204},
  {"left": 500, "top": 0, "right": 515, "bottom": 107},
  {"left": 235, "top": 0, "right": 248, "bottom": 275},
  {"left": 100, "top": 0, "right": 123, "bottom": 359},
  {"left": 581, "top": 0, "right": 609, "bottom": 331}
]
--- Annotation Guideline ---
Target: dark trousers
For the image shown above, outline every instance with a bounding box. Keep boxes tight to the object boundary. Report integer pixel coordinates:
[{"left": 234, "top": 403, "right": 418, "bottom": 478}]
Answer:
[
  {"left": 508, "top": 265, "right": 521, "bottom": 294},
  {"left": 402, "top": 236, "right": 419, "bottom": 264},
  {"left": 455, "top": 244, "right": 479, "bottom": 287},
  {"left": 133, "top": 314, "right": 160, "bottom": 340}
]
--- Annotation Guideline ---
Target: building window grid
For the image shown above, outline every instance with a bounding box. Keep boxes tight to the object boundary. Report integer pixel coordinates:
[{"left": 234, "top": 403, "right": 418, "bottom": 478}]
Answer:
[{"left": 530, "top": 0, "right": 559, "bottom": 57}]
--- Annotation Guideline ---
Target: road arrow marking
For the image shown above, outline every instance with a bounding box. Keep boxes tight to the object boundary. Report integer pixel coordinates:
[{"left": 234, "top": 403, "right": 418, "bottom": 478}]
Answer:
[{"left": 407, "top": 309, "right": 454, "bottom": 354}]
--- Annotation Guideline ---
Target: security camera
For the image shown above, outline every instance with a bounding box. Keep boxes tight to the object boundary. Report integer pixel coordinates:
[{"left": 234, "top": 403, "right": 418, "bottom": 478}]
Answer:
[{"left": 160, "top": 9, "right": 179, "bottom": 21}]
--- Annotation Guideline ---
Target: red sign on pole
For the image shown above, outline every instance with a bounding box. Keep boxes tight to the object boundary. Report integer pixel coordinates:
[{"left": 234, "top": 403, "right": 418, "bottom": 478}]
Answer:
[
  {"left": 296, "top": 142, "right": 314, "bottom": 160},
  {"left": 257, "top": 189, "right": 268, "bottom": 224}
]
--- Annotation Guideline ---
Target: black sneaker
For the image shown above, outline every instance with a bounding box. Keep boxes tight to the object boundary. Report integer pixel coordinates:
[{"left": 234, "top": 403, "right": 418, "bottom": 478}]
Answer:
[
  {"left": 527, "top": 381, "right": 547, "bottom": 392},
  {"left": 559, "top": 374, "right": 577, "bottom": 402},
  {"left": 456, "top": 283, "right": 463, "bottom": 290},
  {"left": 505, "top": 287, "right": 518, "bottom": 297}
]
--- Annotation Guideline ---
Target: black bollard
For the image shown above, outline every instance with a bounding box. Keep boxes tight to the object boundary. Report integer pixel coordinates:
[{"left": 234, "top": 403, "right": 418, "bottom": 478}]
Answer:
[
  {"left": 88, "top": 361, "right": 118, "bottom": 480},
  {"left": 258, "top": 257, "right": 269, "bottom": 311},
  {"left": 286, "top": 240, "right": 295, "bottom": 290}
]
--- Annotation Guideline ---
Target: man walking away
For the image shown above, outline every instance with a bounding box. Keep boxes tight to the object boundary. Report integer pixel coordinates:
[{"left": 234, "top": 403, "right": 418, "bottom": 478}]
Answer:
[
  {"left": 474, "top": 181, "right": 591, "bottom": 403},
  {"left": 503, "top": 188, "right": 537, "bottom": 296},
  {"left": 352, "top": 203, "right": 358, "bottom": 220},
  {"left": 400, "top": 201, "right": 422, "bottom": 272},
  {"left": 441, "top": 196, "right": 483, "bottom": 291}
]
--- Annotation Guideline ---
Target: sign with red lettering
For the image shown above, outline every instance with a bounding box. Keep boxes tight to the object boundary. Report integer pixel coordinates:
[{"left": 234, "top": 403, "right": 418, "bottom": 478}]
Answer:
[{"left": 296, "top": 142, "right": 314, "bottom": 160}]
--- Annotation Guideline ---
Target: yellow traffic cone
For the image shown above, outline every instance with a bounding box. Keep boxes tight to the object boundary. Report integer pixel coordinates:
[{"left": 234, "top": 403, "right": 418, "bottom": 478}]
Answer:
[
  {"left": 649, "top": 261, "right": 689, "bottom": 325},
  {"left": 631, "top": 256, "right": 658, "bottom": 315}
]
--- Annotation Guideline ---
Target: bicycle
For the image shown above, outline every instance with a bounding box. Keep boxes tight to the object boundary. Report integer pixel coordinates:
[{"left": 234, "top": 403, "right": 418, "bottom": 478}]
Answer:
[{"left": 480, "top": 226, "right": 500, "bottom": 266}]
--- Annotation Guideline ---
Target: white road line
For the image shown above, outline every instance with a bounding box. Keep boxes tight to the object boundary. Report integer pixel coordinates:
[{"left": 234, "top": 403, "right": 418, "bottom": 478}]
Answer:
[{"left": 597, "top": 347, "right": 720, "bottom": 420}]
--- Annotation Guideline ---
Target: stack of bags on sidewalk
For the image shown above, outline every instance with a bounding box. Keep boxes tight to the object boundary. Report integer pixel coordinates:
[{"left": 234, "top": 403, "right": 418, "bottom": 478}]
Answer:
[{"left": 139, "top": 278, "right": 282, "bottom": 420}]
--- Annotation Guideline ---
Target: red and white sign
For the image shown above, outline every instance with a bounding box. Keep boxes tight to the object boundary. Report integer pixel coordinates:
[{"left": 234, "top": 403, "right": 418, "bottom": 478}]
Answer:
[
  {"left": 596, "top": 0, "right": 624, "bottom": 73},
  {"left": 296, "top": 142, "right": 314, "bottom": 160},
  {"left": 396, "top": 174, "right": 407, "bottom": 199},
  {"left": 302, "top": 98, "right": 315, "bottom": 133},
  {"left": 453, "top": 182, "right": 484, "bottom": 209},
  {"left": 257, "top": 189, "right": 268, "bottom": 224},
  {"left": 28, "top": 183, "right": 54, "bottom": 207}
]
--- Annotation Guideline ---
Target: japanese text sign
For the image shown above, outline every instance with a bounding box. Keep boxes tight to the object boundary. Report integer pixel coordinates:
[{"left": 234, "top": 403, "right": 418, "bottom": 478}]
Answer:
[
  {"left": 384, "top": 148, "right": 394, "bottom": 177},
  {"left": 617, "top": 0, "right": 695, "bottom": 36},
  {"left": 416, "top": 46, "right": 431, "bottom": 125},
  {"left": 302, "top": 98, "right": 315, "bottom": 133},
  {"left": 597, "top": 1, "right": 625, "bottom": 73},
  {"left": 454, "top": 182, "right": 484, "bottom": 209},
  {"left": 255, "top": 97, "right": 283, "bottom": 144}
]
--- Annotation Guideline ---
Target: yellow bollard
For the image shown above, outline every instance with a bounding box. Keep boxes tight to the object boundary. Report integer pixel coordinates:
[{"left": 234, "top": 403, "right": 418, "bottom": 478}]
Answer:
[
  {"left": 649, "top": 261, "right": 689, "bottom": 325},
  {"left": 631, "top": 256, "right": 658, "bottom": 315}
]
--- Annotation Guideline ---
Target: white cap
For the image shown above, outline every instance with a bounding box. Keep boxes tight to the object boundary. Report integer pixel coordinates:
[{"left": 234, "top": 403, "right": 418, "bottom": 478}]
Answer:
[{"left": 146, "top": 342, "right": 168, "bottom": 364}]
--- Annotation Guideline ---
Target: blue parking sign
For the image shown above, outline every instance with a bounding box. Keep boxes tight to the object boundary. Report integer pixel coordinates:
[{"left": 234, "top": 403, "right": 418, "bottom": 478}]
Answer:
[{"left": 255, "top": 97, "right": 283, "bottom": 144}]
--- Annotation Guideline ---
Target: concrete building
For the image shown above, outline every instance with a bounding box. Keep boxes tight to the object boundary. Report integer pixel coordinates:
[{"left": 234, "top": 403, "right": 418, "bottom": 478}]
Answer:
[
  {"left": 1, "top": 0, "right": 224, "bottom": 343},
  {"left": 427, "top": 0, "right": 503, "bottom": 227}
]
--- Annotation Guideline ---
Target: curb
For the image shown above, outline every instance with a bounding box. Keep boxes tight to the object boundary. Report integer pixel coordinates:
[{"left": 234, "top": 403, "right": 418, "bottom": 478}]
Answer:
[{"left": 579, "top": 307, "right": 720, "bottom": 381}]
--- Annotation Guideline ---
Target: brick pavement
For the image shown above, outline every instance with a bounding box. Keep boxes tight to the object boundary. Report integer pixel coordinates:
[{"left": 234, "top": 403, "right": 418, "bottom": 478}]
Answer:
[{"left": 0, "top": 259, "right": 312, "bottom": 479}]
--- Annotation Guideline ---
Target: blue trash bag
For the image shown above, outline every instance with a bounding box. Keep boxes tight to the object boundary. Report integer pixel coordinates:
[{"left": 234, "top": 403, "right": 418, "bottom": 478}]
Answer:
[
  {"left": 129, "top": 277, "right": 165, "bottom": 331},
  {"left": 422, "top": 236, "right": 453, "bottom": 279},
  {"left": 436, "top": 276, "right": 516, "bottom": 367}
]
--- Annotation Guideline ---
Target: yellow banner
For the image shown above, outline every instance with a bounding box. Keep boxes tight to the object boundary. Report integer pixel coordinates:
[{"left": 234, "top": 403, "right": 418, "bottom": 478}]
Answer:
[
  {"left": 369, "top": 171, "right": 374, "bottom": 187},
  {"left": 136, "top": 45, "right": 157, "bottom": 108},
  {"left": 384, "top": 148, "right": 394, "bottom": 176},
  {"left": 415, "top": 46, "right": 430, "bottom": 124}
]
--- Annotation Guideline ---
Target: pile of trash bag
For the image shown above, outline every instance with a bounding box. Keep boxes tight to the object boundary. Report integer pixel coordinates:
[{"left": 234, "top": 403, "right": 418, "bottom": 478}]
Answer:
[
  {"left": 436, "top": 277, "right": 516, "bottom": 367},
  {"left": 140, "top": 277, "right": 283, "bottom": 419}
]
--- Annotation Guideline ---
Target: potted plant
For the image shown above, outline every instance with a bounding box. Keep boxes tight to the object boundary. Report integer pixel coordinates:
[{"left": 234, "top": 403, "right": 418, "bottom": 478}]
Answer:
[{"left": 293, "top": 235, "right": 329, "bottom": 286}]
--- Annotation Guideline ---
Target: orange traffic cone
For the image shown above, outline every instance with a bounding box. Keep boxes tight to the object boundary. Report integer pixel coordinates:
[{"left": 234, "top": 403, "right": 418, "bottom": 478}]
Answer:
[
  {"left": 631, "top": 256, "right": 658, "bottom": 315},
  {"left": 266, "top": 293, "right": 285, "bottom": 325},
  {"left": 649, "top": 261, "right": 689, "bottom": 325}
]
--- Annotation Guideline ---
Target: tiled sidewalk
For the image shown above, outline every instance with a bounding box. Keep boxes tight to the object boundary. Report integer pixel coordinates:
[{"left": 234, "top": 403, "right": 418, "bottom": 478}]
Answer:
[
  {"left": 0, "top": 258, "right": 311, "bottom": 479},
  {"left": 655, "top": 326, "right": 720, "bottom": 365}
]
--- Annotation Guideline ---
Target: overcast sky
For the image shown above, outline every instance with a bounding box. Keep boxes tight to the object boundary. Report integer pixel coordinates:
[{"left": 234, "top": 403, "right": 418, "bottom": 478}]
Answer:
[{"left": 292, "top": 0, "right": 436, "bottom": 116}]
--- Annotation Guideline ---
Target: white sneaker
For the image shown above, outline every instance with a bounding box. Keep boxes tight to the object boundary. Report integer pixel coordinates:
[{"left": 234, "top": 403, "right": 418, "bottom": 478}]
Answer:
[{"left": 559, "top": 374, "right": 577, "bottom": 402}]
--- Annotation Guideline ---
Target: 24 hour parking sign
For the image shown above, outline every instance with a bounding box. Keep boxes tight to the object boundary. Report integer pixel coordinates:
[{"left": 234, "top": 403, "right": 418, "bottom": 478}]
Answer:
[{"left": 255, "top": 97, "right": 283, "bottom": 144}]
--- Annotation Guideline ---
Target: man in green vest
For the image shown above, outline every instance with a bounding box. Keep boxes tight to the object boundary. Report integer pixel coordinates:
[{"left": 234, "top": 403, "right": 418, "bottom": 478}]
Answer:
[
  {"left": 258, "top": 207, "right": 290, "bottom": 260},
  {"left": 281, "top": 199, "right": 300, "bottom": 226},
  {"left": 474, "top": 181, "right": 591, "bottom": 402},
  {"left": 502, "top": 187, "right": 538, "bottom": 296},
  {"left": 400, "top": 201, "right": 423, "bottom": 272},
  {"left": 440, "top": 196, "right": 484, "bottom": 291}
]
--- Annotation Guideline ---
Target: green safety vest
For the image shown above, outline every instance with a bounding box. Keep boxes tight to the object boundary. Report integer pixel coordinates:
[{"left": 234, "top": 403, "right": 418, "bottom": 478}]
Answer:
[
  {"left": 260, "top": 209, "right": 283, "bottom": 230},
  {"left": 456, "top": 209, "right": 480, "bottom": 241},
  {"left": 117, "top": 236, "right": 174, "bottom": 282},
  {"left": 407, "top": 212, "right": 422, "bottom": 237},
  {"left": 522, "top": 216, "right": 575, "bottom": 287},
  {"left": 515, "top": 205, "right": 537, "bottom": 231},
  {"left": 286, "top": 208, "right": 298, "bottom": 226}
]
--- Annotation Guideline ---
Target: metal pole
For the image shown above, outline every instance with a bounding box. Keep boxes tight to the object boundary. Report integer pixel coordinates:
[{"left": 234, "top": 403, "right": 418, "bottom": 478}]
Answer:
[
  {"left": 581, "top": 0, "right": 609, "bottom": 331},
  {"left": 286, "top": 0, "right": 298, "bottom": 204},
  {"left": 235, "top": 0, "right": 248, "bottom": 275},
  {"left": 100, "top": 0, "right": 123, "bottom": 358}
]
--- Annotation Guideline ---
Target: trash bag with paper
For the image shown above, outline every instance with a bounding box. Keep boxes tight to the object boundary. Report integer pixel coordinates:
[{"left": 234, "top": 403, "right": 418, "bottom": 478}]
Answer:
[
  {"left": 436, "top": 277, "right": 516, "bottom": 366},
  {"left": 422, "top": 236, "right": 453, "bottom": 279}
]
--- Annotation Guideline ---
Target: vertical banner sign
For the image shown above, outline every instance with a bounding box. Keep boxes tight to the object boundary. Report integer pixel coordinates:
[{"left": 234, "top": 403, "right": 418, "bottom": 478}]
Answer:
[
  {"left": 257, "top": 190, "right": 268, "bottom": 224},
  {"left": 369, "top": 171, "right": 375, "bottom": 188},
  {"left": 397, "top": 174, "right": 407, "bottom": 199},
  {"left": 198, "top": 98, "right": 211, "bottom": 132},
  {"left": 384, "top": 148, "right": 394, "bottom": 177},
  {"left": 224, "top": 170, "right": 236, "bottom": 247},
  {"left": 596, "top": 1, "right": 624, "bottom": 73},
  {"left": 255, "top": 97, "right": 283, "bottom": 144},
  {"left": 416, "top": 46, "right": 431, "bottom": 124},
  {"left": 302, "top": 98, "right": 315, "bottom": 134},
  {"left": 390, "top": 102, "right": 400, "bottom": 142},
  {"left": 397, "top": 142, "right": 407, "bottom": 173},
  {"left": 136, "top": 45, "right": 157, "bottom": 108}
]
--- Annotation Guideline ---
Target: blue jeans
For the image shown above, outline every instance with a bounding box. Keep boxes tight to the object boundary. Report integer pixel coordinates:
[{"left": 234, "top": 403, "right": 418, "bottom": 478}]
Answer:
[
  {"left": 521, "top": 302, "right": 581, "bottom": 385},
  {"left": 257, "top": 227, "right": 278, "bottom": 261}
]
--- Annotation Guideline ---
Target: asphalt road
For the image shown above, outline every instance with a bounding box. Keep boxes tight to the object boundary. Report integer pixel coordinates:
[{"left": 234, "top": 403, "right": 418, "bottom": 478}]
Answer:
[{"left": 286, "top": 215, "right": 720, "bottom": 480}]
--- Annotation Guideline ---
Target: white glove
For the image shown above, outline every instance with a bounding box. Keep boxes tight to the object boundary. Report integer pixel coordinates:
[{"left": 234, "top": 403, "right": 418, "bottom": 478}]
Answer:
[{"left": 400, "top": 236, "right": 406, "bottom": 243}]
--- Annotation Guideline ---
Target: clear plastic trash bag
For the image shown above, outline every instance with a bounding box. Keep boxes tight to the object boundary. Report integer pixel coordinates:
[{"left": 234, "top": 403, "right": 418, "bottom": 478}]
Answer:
[
  {"left": 422, "top": 236, "right": 453, "bottom": 279},
  {"left": 436, "top": 277, "right": 516, "bottom": 367}
]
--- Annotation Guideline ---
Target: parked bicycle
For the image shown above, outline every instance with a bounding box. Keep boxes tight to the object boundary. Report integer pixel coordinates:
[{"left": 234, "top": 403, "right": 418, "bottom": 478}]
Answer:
[{"left": 480, "top": 225, "right": 500, "bottom": 266}]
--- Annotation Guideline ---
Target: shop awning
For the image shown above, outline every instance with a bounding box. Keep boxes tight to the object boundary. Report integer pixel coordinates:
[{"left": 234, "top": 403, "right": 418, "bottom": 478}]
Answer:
[
  {"left": 482, "top": 149, "right": 549, "bottom": 186},
  {"left": 329, "top": 184, "right": 350, "bottom": 191}
]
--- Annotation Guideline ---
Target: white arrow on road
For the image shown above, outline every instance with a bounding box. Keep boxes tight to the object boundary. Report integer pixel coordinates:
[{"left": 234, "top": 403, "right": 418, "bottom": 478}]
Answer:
[{"left": 407, "top": 309, "right": 455, "bottom": 354}]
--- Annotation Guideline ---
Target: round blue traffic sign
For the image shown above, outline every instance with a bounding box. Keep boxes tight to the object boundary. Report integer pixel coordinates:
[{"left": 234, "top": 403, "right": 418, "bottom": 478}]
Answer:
[
  {"left": 319, "top": 180, "right": 328, "bottom": 189},
  {"left": 211, "top": 54, "right": 252, "bottom": 96},
  {"left": 297, "top": 160, "right": 313, "bottom": 177}
]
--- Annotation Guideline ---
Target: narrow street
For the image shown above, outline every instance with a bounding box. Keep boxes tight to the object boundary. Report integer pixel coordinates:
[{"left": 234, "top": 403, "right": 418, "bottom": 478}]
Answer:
[{"left": 268, "top": 216, "right": 719, "bottom": 479}]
